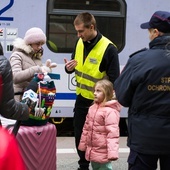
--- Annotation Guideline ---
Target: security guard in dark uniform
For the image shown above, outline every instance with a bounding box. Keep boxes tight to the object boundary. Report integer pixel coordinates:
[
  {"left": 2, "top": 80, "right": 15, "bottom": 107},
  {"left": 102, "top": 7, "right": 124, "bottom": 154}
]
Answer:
[{"left": 114, "top": 11, "right": 170, "bottom": 170}]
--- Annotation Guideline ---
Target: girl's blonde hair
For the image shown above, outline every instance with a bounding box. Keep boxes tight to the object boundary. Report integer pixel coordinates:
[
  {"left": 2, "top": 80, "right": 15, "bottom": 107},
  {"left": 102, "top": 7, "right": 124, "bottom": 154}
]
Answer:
[{"left": 94, "top": 79, "right": 115, "bottom": 105}]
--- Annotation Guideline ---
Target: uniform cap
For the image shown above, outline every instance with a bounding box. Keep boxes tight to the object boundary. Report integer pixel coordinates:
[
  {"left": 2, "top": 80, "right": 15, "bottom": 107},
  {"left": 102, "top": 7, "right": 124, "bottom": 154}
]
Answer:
[{"left": 140, "top": 11, "right": 170, "bottom": 33}]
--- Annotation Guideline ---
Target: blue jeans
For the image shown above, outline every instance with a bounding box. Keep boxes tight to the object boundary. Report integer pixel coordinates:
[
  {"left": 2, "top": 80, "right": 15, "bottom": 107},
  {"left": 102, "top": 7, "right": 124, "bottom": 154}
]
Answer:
[{"left": 91, "top": 161, "right": 113, "bottom": 170}]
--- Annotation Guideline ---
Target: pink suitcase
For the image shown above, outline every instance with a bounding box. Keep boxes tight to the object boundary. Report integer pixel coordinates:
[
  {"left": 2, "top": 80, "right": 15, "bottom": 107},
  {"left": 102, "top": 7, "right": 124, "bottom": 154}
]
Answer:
[{"left": 14, "top": 123, "right": 56, "bottom": 170}]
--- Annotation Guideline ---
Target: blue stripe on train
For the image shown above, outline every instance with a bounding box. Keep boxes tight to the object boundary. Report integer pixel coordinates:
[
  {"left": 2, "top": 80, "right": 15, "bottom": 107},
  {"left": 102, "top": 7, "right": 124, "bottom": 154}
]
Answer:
[
  {"left": 0, "top": 17, "right": 14, "bottom": 21},
  {"left": 55, "top": 93, "right": 76, "bottom": 100}
]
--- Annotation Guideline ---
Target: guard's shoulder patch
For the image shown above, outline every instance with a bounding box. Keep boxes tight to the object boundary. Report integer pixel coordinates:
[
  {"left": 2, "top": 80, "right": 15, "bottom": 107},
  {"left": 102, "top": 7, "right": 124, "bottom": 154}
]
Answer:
[{"left": 129, "top": 48, "right": 148, "bottom": 58}]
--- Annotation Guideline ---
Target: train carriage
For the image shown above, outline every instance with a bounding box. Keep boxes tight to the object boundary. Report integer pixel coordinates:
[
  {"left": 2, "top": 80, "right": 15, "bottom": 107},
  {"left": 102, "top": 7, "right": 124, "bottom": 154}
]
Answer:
[{"left": 1, "top": 0, "right": 170, "bottom": 134}]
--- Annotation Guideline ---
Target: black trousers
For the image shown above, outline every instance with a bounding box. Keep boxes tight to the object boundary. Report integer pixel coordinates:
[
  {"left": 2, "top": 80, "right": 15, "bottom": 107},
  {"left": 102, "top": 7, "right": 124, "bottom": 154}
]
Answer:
[
  {"left": 128, "top": 149, "right": 170, "bottom": 170},
  {"left": 73, "top": 95, "right": 93, "bottom": 169}
]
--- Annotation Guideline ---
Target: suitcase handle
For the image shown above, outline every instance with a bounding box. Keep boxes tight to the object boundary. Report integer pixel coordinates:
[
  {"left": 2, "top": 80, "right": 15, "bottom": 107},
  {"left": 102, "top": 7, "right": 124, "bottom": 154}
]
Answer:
[{"left": 12, "top": 120, "right": 21, "bottom": 136}]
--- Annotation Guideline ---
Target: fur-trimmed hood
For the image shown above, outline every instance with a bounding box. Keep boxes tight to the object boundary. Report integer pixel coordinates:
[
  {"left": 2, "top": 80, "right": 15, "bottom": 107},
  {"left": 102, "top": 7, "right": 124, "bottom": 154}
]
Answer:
[
  {"left": 104, "top": 100, "right": 122, "bottom": 113},
  {"left": 12, "top": 38, "right": 33, "bottom": 54}
]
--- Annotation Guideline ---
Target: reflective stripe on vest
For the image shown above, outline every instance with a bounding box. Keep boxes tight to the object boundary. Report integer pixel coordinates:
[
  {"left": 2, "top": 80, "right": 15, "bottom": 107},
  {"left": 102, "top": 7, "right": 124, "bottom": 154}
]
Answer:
[{"left": 75, "top": 36, "right": 116, "bottom": 100}]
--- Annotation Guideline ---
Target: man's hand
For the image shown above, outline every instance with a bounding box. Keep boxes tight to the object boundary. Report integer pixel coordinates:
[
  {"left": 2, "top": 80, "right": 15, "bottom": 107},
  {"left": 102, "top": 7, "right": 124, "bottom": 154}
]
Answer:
[{"left": 64, "top": 58, "right": 77, "bottom": 72}]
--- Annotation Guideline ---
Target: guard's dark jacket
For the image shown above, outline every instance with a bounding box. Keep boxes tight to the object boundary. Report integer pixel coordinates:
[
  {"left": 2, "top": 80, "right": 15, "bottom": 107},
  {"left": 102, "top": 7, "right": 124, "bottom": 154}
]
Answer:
[
  {"left": 0, "top": 55, "right": 29, "bottom": 125},
  {"left": 114, "top": 35, "right": 170, "bottom": 154}
]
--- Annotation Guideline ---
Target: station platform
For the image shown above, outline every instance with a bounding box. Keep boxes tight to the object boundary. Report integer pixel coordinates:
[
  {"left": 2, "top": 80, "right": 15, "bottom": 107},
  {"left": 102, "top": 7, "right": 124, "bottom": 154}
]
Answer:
[
  {"left": 57, "top": 137, "right": 129, "bottom": 170},
  {"left": 57, "top": 137, "right": 161, "bottom": 170}
]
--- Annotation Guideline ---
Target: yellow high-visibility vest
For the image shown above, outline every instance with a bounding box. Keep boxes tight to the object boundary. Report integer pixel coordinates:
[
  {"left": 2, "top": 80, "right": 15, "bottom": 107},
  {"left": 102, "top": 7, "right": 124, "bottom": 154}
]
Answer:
[{"left": 75, "top": 36, "right": 116, "bottom": 100}]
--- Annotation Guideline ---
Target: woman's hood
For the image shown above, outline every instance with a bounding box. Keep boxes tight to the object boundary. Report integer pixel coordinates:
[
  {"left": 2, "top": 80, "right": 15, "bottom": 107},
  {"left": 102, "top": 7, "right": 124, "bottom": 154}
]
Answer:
[{"left": 12, "top": 38, "right": 33, "bottom": 54}]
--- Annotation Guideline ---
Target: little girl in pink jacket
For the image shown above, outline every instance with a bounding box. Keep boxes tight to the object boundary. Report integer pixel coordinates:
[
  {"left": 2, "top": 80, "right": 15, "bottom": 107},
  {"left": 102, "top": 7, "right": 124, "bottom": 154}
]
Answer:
[{"left": 78, "top": 79, "right": 121, "bottom": 170}]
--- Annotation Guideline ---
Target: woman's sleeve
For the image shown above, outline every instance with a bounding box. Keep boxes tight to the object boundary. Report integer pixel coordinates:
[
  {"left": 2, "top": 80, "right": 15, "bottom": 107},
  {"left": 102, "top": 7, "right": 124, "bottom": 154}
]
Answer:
[{"left": 10, "top": 54, "right": 42, "bottom": 84}]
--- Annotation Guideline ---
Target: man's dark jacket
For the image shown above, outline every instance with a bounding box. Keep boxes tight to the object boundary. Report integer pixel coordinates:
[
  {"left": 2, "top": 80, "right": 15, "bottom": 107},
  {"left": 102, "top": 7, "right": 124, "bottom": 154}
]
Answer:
[{"left": 114, "top": 35, "right": 170, "bottom": 154}]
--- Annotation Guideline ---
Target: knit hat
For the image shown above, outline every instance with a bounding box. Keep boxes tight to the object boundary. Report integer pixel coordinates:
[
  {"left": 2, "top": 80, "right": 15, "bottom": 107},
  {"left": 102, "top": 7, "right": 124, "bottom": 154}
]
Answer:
[{"left": 24, "top": 27, "right": 46, "bottom": 45}]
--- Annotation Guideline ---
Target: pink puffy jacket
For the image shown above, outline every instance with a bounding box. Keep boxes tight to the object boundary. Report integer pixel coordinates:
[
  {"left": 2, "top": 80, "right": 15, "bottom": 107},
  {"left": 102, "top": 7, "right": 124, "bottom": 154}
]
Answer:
[{"left": 78, "top": 100, "right": 121, "bottom": 163}]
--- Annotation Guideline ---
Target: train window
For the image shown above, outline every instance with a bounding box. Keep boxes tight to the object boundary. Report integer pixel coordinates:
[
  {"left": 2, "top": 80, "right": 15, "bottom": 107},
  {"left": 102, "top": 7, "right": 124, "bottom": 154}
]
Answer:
[{"left": 47, "top": 0, "right": 126, "bottom": 53}]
